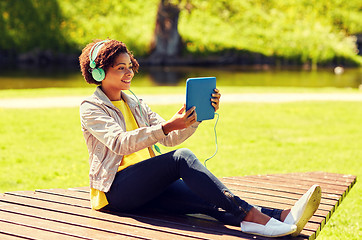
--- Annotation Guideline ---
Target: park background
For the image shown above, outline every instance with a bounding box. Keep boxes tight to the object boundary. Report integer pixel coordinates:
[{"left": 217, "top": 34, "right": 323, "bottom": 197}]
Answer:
[{"left": 0, "top": 0, "right": 361, "bottom": 239}]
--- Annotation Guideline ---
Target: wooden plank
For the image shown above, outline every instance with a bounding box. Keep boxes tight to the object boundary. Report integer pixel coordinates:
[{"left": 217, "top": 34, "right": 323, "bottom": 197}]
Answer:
[
  {"left": 34, "top": 182, "right": 326, "bottom": 238},
  {"left": 38, "top": 183, "right": 334, "bottom": 212},
  {"left": 35, "top": 186, "right": 322, "bottom": 238},
  {"left": 222, "top": 179, "right": 340, "bottom": 202},
  {"left": 0, "top": 229, "right": 35, "bottom": 240},
  {"left": 45, "top": 171, "right": 355, "bottom": 239},
  {"left": 0, "top": 172, "right": 355, "bottom": 240},
  {"left": 245, "top": 178, "right": 348, "bottom": 199},
  {"left": 222, "top": 180, "right": 335, "bottom": 211},
  {"left": 35, "top": 186, "right": 326, "bottom": 235},
  {"left": 0, "top": 234, "right": 29, "bottom": 240},
  {"left": 272, "top": 172, "right": 356, "bottom": 186},
  {"left": 34, "top": 190, "right": 301, "bottom": 239},
  {"left": 233, "top": 173, "right": 354, "bottom": 211},
  {"left": 64, "top": 183, "right": 328, "bottom": 230},
  {"left": 0, "top": 209, "right": 141, "bottom": 240},
  {"left": 221, "top": 178, "right": 334, "bottom": 218},
  {"left": 0, "top": 192, "right": 261, "bottom": 240},
  {"left": 226, "top": 185, "right": 337, "bottom": 208},
  {"left": 0, "top": 218, "right": 87, "bottom": 240},
  {"left": 270, "top": 172, "right": 357, "bottom": 199},
  {"left": 221, "top": 177, "right": 340, "bottom": 202},
  {"left": 222, "top": 176, "right": 346, "bottom": 209},
  {"left": 224, "top": 185, "right": 327, "bottom": 223},
  {"left": 284, "top": 172, "right": 356, "bottom": 183},
  {"left": 230, "top": 175, "right": 348, "bottom": 194},
  {"left": 243, "top": 172, "right": 356, "bottom": 240},
  {"left": 0, "top": 196, "right": 202, "bottom": 240},
  {"left": 3, "top": 190, "right": 308, "bottom": 240}
]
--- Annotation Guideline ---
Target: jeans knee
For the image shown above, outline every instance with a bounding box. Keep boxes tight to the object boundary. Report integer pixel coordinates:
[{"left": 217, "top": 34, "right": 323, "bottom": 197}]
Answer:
[{"left": 174, "top": 148, "right": 197, "bottom": 164}]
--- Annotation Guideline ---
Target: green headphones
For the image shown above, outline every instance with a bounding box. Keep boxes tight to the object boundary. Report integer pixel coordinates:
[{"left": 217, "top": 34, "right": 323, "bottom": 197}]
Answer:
[{"left": 89, "top": 40, "right": 108, "bottom": 82}]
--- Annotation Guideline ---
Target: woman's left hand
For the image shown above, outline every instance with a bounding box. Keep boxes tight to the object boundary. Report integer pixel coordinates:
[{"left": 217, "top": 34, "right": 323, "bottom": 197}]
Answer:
[{"left": 211, "top": 88, "right": 221, "bottom": 112}]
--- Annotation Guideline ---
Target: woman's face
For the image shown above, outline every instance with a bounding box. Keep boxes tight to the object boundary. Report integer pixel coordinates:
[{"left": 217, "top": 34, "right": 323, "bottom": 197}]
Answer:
[{"left": 102, "top": 53, "right": 134, "bottom": 91}]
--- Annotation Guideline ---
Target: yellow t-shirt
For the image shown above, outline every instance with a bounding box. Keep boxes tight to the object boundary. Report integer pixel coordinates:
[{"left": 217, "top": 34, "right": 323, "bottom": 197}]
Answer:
[{"left": 90, "top": 99, "right": 154, "bottom": 210}]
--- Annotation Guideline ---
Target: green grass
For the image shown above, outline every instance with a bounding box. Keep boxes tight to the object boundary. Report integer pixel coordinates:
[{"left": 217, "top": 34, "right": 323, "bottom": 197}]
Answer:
[{"left": 0, "top": 91, "right": 361, "bottom": 239}]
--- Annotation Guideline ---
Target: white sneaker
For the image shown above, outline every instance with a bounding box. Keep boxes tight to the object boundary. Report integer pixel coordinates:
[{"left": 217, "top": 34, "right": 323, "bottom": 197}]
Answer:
[
  {"left": 241, "top": 218, "right": 297, "bottom": 237},
  {"left": 284, "top": 184, "right": 322, "bottom": 236}
]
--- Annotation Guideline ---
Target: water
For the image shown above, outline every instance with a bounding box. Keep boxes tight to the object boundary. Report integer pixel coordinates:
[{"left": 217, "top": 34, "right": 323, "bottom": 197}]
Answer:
[{"left": 0, "top": 66, "right": 361, "bottom": 89}]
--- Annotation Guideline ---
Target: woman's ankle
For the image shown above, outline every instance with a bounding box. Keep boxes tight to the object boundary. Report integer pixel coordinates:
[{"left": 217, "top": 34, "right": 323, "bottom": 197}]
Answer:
[
  {"left": 280, "top": 209, "right": 291, "bottom": 222},
  {"left": 243, "top": 207, "right": 270, "bottom": 225}
]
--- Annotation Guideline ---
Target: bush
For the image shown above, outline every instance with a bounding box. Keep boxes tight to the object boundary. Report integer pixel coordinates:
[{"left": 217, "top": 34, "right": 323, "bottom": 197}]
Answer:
[{"left": 178, "top": 0, "right": 362, "bottom": 65}]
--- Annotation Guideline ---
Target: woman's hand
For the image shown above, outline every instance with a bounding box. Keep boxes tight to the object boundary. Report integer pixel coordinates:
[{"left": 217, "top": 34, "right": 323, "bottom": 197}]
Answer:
[
  {"left": 211, "top": 88, "right": 221, "bottom": 112},
  {"left": 162, "top": 105, "right": 197, "bottom": 135}
]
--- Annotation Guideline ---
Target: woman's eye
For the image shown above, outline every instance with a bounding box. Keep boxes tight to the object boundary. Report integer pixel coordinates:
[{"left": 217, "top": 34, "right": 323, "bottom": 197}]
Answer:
[{"left": 118, "top": 66, "right": 132, "bottom": 70}]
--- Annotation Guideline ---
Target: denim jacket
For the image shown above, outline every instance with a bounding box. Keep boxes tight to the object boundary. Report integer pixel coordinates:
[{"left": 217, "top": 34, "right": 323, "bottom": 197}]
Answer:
[{"left": 80, "top": 87, "right": 200, "bottom": 192}]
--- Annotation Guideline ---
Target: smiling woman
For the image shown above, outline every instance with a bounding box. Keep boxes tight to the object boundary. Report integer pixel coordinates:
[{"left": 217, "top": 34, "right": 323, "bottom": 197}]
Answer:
[{"left": 75, "top": 38, "right": 323, "bottom": 238}]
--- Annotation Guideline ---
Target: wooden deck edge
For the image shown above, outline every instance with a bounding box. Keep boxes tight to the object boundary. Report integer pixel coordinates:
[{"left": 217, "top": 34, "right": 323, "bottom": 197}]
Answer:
[{"left": 309, "top": 175, "right": 357, "bottom": 240}]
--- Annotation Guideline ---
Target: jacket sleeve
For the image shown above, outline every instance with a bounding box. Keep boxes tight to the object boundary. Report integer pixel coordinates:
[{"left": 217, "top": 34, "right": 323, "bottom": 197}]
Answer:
[
  {"left": 80, "top": 101, "right": 167, "bottom": 155},
  {"left": 140, "top": 99, "right": 200, "bottom": 147}
]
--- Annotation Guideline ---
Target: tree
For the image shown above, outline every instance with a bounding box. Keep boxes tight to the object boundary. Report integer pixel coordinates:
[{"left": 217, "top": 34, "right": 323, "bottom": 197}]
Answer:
[{"left": 149, "top": 0, "right": 192, "bottom": 63}]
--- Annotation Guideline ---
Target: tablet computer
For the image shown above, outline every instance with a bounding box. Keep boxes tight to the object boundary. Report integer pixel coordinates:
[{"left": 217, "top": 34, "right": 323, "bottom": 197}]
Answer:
[{"left": 186, "top": 77, "right": 216, "bottom": 121}]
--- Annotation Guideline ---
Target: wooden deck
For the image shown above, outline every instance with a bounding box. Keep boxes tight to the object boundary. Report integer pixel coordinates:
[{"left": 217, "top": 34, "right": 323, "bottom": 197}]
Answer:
[{"left": 0, "top": 172, "right": 356, "bottom": 240}]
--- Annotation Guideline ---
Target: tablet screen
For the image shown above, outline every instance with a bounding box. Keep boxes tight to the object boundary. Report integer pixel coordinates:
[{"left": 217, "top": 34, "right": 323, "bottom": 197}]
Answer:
[{"left": 186, "top": 77, "right": 216, "bottom": 121}]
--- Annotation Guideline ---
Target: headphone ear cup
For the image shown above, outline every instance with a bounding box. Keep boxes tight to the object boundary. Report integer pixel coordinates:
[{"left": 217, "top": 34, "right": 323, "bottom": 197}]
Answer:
[{"left": 91, "top": 67, "right": 105, "bottom": 82}]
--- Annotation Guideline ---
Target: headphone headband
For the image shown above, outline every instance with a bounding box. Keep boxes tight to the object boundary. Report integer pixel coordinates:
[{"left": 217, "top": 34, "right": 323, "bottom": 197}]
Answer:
[
  {"left": 89, "top": 40, "right": 108, "bottom": 67},
  {"left": 89, "top": 40, "right": 108, "bottom": 82}
]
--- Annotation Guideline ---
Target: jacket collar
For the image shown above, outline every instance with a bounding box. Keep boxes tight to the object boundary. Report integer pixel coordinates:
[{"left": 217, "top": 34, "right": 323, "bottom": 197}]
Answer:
[
  {"left": 94, "top": 86, "right": 138, "bottom": 110},
  {"left": 121, "top": 91, "right": 138, "bottom": 109}
]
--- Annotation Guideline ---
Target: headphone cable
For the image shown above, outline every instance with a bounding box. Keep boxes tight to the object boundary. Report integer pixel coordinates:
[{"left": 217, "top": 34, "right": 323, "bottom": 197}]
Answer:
[
  {"left": 204, "top": 112, "right": 219, "bottom": 168},
  {"left": 128, "top": 89, "right": 162, "bottom": 155}
]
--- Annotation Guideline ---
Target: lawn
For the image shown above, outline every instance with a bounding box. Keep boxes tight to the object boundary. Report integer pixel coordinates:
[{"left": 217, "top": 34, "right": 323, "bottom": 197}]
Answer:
[{"left": 0, "top": 88, "right": 360, "bottom": 239}]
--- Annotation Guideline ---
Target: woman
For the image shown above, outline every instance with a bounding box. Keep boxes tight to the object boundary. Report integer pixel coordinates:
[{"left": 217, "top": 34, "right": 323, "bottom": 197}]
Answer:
[{"left": 79, "top": 39, "right": 321, "bottom": 237}]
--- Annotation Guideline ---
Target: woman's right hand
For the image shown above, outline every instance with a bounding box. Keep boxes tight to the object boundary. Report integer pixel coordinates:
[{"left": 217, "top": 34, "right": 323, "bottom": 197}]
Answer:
[{"left": 162, "top": 104, "right": 197, "bottom": 135}]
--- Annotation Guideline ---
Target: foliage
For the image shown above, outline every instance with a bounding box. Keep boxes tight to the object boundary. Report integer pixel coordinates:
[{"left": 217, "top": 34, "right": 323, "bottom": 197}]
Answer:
[
  {"left": 0, "top": 0, "right": 159, "bottom": 54},
  {"left": 0, "top": 0, "right": 70, "bottom": 52},
  {"left": 178, "top": 0, "right": 362, "bottom": 65},
  {"left": 56, "top": 0, "right": 159, "bottom": 55},
  {"left": 0, "top": 0, "right": 361, "bottom": 64}
]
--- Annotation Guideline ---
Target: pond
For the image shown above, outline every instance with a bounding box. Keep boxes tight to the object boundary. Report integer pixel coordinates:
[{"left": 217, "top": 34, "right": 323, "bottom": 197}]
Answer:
[{"left": 0, "top": 66, "right": 361, "bottom": 89}]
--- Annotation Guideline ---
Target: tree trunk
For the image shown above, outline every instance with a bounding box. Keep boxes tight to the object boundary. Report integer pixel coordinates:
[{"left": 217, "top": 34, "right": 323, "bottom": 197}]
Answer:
[{"left": 150, "top": 0, "right": 182, "bottom": 63}]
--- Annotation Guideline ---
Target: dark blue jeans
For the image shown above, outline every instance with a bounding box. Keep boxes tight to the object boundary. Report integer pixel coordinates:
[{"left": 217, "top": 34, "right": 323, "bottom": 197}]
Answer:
[{"left": 105, "top": 148, "right": 282, "bottom": 226}]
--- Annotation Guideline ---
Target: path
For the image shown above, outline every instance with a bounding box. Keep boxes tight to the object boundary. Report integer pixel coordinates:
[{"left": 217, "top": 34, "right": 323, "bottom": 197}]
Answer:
[{"left": 1, "top": 93, "right": 362, "bottom": 108}]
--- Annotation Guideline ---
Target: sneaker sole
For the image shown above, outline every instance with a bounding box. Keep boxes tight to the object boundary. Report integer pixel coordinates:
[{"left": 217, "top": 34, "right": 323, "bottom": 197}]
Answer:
[{"left": 291, "top": 185, "right": 322, "bottom": 237}]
